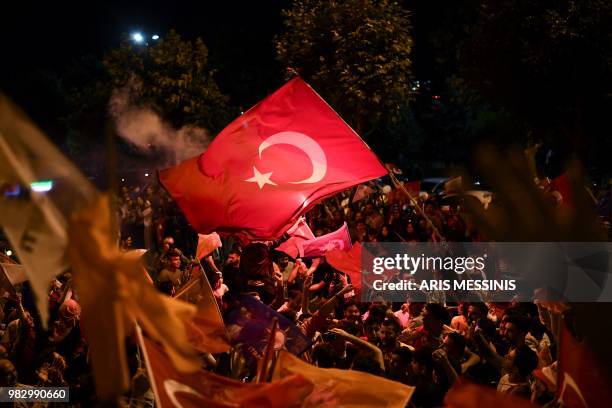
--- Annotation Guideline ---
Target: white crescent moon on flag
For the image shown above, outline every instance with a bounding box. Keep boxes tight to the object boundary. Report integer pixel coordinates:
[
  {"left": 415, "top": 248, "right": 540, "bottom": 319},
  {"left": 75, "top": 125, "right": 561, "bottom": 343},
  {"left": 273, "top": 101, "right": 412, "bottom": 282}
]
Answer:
[
  {"left": 259, "top": 131, "right": 327, "bottom": 184},
  {"left": 164, "top": 379, "right": 204, "bottom": 408}
]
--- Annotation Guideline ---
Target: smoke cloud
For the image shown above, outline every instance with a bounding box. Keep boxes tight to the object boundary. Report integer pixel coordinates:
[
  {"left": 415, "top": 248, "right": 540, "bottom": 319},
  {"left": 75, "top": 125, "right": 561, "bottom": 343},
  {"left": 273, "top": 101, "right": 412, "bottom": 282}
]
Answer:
[{"left": 108, "top": 84, "right": 211, "bottom": 166}]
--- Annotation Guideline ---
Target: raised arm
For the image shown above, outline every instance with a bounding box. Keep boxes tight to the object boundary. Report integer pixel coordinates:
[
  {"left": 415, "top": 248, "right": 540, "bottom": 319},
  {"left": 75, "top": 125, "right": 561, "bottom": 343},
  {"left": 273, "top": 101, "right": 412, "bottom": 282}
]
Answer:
[{"left": 329, "top": 327, "right": 385, "bottom": 371}]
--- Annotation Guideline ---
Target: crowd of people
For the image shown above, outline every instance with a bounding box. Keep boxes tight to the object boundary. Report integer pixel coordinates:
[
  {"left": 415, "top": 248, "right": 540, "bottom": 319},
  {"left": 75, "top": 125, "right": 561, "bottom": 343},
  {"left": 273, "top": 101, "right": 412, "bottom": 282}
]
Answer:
[{"left": 0, "top": 177, "right": 609, "bottom": 407}]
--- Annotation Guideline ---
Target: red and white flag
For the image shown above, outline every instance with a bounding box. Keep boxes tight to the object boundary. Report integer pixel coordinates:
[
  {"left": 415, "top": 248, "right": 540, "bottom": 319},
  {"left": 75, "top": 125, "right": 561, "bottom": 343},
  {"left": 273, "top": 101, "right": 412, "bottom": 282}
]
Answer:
[
  {"left": 298, "top": 222, "right": 351, "bottom": 258},
  {"left": 159, "top": 78, "right": 387, "bottom": 241},
  {"left": 325, "top": 242, "right": 362, "bottom": 294},
  {"left": 556, "top": 322, "right": 610, "bottom": 408},
  {"left": 138, "top": 330, "right": 313, "bottom": 408},
  {"left": 275, "top": 217, "right": 315, "bottom": 258}
]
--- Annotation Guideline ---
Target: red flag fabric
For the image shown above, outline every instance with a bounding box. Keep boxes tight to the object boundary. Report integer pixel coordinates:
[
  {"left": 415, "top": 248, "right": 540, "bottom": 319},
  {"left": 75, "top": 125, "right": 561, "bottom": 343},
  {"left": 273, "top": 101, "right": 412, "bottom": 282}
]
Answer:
[
  {"left": 298, "top": 222, "right": 351, "bottom": 258},
  {"left": 159, "top": 78, "right": 387, "bottom": 240},
  {"left": 275, "top": 217, "right": 315, "bottom": 259},
  {"left": 139, "top": 332, "right": 313, "bottom": 408},
  {"left": 196, "top": 232, "right": 222, "bottom": 260},
  {"left": 557, "top": 322, "right": 610, "bottom": 408},
  {"left": 549, "top": 173, "right": 573, "bottom": 206},
  {"left": 352, "top": 184, "right": 375, "bottom": 203},
  {"left": 325, "top": 242, "right": 362, "bottom": 294},
  {"left": 445, "top": 381, "right": 534, "bottom": 408}
]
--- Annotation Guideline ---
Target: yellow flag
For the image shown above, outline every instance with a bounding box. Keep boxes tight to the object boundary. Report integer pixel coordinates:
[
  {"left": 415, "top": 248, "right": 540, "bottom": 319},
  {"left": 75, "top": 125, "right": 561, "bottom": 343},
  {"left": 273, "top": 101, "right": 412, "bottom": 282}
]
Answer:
[
  {"left": 0, "top": 94, "right": 96, "bottom": 325},
  {"left": 273, "top": 352, "right": 414, "bottom": 408},
  {"left": 68, "top": 194, "right": 200, "bottom": 400}
]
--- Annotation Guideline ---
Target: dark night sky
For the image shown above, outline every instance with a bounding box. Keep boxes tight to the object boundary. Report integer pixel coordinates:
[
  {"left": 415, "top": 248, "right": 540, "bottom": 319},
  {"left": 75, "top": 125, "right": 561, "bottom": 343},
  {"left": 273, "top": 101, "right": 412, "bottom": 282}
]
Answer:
[
  {"left": 1, "top": 1, "right": 437, "bottom": 108},
  {"left": 1, "top": 1, "right": 298, "bottom": 109}
]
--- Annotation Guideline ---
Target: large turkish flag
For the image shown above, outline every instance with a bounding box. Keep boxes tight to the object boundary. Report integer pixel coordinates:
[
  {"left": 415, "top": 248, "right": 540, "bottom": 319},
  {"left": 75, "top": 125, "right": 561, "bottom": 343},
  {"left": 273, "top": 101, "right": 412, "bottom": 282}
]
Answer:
[{"left": 159, "top": 78, "right": 386, "bottom": 240}]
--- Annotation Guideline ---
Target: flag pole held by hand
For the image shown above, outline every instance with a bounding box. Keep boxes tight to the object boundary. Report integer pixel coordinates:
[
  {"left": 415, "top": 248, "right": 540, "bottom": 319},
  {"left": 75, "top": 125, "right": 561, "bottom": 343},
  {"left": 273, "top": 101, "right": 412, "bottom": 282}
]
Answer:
[{"left": 256, "top": 317, "right": 279, "bottom": 383}]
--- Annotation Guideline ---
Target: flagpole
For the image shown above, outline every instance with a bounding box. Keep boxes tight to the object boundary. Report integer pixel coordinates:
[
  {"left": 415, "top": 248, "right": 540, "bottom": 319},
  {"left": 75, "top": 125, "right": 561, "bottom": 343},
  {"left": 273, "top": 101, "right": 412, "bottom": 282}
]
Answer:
[
  {"left": 134, "top": 323, "right": 164, "bottom": 408},
  {"left": 256, "top": 317, "right": 279, "bottom": 383},
  {"left": 388, "top": 172, "right": 445, "bottom": 243}
]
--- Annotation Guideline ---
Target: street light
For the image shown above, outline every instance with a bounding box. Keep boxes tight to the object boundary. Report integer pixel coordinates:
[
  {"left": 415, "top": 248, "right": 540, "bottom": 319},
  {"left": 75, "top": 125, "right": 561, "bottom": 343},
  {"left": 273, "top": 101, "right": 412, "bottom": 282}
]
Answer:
[
  {"left": 131, "top": 32, "right": 144, "bottom": 43},
  {"left": 5, "top": 250, "right": 12, "bottom": 256},
  {"left": 152, "top": 34, "right": 160, "bottom": 40}
]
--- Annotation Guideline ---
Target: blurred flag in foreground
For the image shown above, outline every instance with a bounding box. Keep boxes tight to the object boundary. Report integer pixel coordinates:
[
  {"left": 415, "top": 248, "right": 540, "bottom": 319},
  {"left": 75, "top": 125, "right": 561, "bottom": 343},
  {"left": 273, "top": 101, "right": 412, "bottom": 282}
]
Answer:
[
  {"left": 160, "top": 77, "right": 387, "bottom": 241},
  {"left": 175, "top": 266, "right": 230, "bottom": 354},
  {"left": 68, "top": 195, "right": 200, "bottom": 400},
  {"left": 273, "top": 351, "right": 414, "bottom": 408},
  {"left": 298, "top": 222, "right": 351, "bottom": 258},
  {"left": 0, "top": 94, "right": 96, "bottom": 325},
  {"left": 139, "top": 330, "right": 313, "bottom": 408},
  {"left": 224, "top": 295, "right": 310, "bottom": 358}
]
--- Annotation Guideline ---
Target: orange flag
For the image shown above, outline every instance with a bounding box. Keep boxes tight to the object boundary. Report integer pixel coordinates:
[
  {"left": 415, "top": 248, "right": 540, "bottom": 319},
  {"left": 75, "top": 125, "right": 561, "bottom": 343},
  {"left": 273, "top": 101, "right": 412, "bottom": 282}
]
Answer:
[
  {"left": 444, "top": 381, "right": 535, "bottom": 408},
  {"left": 67, "top": 195, "right": 200, "bottom": 400},
  {"left": 273, "top": 351, "right": 414, "bottom": 408},
  {"left": 139, "top": 330, "right": 313, "bottom": 408},
  {"left": 175, "top": 267, "right": 230, "bottom": 354}
]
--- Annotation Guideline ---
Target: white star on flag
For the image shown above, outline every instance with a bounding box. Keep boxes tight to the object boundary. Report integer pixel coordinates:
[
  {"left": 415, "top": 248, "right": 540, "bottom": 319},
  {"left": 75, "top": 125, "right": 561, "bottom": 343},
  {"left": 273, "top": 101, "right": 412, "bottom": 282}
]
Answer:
[{"left": 245, "top": 166, "right": 277, "bottom": 189}]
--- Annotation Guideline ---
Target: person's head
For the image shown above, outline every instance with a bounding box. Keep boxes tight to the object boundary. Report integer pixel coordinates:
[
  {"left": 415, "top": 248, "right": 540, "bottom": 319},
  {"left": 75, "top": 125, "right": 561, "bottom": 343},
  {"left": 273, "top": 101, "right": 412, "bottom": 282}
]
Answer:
[
  {"left": 278, "top": 254, "right": 289, "bottom": 268},
  {"left": 122, "top": 236, "right": 133, "bottom": 249},
  {"left": 379, "top": 318, "right": 401, "bottom": 348},
  {"left": 226, "top": 250, "right": 241, "bottom": 267},
  {"left": 400, "top": 303, "right": 409, "bottom": 313},
  {"left": 443, "top": 332, "right": 466, "bottom": 359},
  {"left": 0, "top": 359, "right": 18, "bottom": 386},
  {"left": 354, "top": 211, "right": 364, "bottom": 223},
  {"left": 390, "top": 346, "right": 413, "bottom": 375},
  {"left": 411, "top": 348, "right": 434, "bottom": 377},
  {"left": 364, "top": 317, "right": 381, "bottom": 343},
  {"left": 356, "top": 222, "right": 367, "bottom": 236},
  {"left": 343, "top": 301, "right": 360, "bottom": 322},
  {"left": 287, "top": 289, "right": 302, "bottom": 311},
  {"left": 503, "top": 315, "right": 529, "bottom": 345},
  {"left": 381, "top": 225, "right": 391, "bottom": 237},
  {"left": 423, "top": 303, "right": 449, "bottom": 335},
  {"left": 365, "top": 203, "right": 375, "bottom": 215},
  {"left": 166, "top": 249, "right": 181, "bottom": 270},
  {"left": 333, "top": 210, "right": 343, "bottom": 223},
  {"left": 162, "top": 236, "right": 175, "bottom": 253},
  {"left": 313, "top": 344, "right": 336, "bottom": 368},
  {"left": 406, "top": 223, "right": 415, "bottom": 235},
  {"left": 476, "top": 318, "right": 497, "bottom": 341},
  {"left": 468, "top": 303, "right": 489, "bottom": 322},
  {"left": 457, "top": 302, "right": 469, "bottom": 317},
  {"left": 409, "top": 302, "right": 425, "bottom": 317},
  {"left": 58, "top": 299, "right": 81, "bottom": 328},
  {"left": 351, "top": 353, "right": 383, "bottom": 376},
  {"left": 509, "top": 344, "right": 538, "bottom": 380}
]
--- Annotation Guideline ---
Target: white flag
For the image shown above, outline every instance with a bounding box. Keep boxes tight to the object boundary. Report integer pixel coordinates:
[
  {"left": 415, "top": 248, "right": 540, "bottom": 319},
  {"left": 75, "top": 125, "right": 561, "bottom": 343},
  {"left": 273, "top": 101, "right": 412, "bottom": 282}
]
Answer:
[{"left": 0, "top": 94, "right": 97, "bottom": 325}]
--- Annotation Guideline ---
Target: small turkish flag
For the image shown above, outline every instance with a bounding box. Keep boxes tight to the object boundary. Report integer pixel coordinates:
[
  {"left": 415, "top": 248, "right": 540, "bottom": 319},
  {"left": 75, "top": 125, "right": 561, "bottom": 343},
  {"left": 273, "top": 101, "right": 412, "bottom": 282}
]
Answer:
[{"left": 160, "top": 78, "right": 387, "bottom": 240}]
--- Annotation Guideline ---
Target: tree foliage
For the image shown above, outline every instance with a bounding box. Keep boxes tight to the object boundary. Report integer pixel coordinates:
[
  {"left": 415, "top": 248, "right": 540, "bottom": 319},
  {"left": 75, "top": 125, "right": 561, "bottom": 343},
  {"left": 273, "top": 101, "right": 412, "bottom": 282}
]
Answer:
[
  {"left": 103, "top": 29, "right": 230, "bottom": 132},
  {"left": 275, "top": 0, "right": 414, "bottom": 134},
  {"left": 457, "top": 0, "right": 612, "bottom": 143}
]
